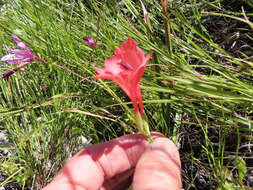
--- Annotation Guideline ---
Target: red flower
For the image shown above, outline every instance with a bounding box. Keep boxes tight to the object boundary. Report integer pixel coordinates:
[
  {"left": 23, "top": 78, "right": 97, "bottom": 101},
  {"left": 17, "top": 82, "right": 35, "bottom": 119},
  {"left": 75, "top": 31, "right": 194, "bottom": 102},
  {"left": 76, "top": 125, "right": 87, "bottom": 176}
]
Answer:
[{"left": 95, "top": 38, "right": 152, "bottom": 113}]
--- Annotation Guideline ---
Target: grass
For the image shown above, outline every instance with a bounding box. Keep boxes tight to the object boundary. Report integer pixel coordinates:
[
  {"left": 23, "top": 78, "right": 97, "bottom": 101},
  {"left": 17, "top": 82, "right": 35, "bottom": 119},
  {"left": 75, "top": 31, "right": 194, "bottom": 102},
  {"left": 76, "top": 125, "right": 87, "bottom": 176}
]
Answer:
[{"left": 0, "top": 0, "right": 253, "bottom": 189}]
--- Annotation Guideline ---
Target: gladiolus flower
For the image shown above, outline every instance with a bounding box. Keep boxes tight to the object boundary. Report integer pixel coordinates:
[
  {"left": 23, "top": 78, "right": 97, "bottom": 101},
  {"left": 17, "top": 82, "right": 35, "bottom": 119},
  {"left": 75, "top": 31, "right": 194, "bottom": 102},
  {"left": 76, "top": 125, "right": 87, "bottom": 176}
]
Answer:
[
  {"left": 95, "top": 38, "right": 152, "bottom": 114},
  {"left": 0, "top": 35, "right": 36, "bottom": 64},
  {"left": 83, "top": 37, "right": 96, "bottom": 47}
]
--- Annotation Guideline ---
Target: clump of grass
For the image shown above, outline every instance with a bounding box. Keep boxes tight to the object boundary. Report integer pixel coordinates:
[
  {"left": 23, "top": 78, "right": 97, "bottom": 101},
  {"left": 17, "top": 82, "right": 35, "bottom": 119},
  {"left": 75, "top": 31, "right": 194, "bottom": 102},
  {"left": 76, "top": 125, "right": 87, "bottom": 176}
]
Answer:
[{"left": 0, "top": 0, "right": 253, "bottom": 189}]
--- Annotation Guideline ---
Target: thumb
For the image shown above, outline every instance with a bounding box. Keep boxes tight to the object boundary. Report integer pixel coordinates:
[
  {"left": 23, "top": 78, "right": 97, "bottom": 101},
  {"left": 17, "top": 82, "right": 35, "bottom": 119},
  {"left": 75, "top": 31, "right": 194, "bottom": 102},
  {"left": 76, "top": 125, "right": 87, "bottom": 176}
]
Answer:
[{"left": 132, "top": 138, "right": 182, "bottom": 190}]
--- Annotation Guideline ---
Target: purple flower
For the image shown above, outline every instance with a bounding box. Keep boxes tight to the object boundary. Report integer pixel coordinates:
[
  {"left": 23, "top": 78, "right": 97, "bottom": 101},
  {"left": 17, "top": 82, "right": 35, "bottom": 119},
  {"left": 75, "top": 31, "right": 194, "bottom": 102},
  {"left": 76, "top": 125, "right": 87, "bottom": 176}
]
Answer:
[
  {"left": 83, "top": 36, "right": 96, "bottom": 47},
  {"left": 1, "top": 35, "right": 36, "bottom": 64}
]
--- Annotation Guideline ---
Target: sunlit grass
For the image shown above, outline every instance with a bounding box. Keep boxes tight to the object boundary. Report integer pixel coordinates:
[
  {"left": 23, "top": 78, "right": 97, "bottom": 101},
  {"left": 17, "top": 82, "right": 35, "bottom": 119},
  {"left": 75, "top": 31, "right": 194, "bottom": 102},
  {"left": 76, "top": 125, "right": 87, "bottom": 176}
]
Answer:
[{"left": 0, "top": 0, "right": 252, "bottom": 189}]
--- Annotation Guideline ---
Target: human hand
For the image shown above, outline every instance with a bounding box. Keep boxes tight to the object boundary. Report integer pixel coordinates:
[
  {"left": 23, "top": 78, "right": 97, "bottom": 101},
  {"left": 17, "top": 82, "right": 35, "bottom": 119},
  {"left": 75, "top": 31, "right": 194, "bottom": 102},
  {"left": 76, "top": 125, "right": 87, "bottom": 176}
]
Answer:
[{"left": 42, "top": 133, "right": 181, "bottom": 190}]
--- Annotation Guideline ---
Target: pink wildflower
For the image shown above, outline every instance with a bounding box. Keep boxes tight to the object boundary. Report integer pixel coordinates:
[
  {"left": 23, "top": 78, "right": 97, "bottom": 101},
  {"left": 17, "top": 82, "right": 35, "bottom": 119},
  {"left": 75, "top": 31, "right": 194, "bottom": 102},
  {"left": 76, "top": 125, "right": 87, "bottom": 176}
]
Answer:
[
  {"left": 95, "top": 38, "right": 152, "bottom": 114},
  {"left": 1, "top": 35, "right": 36, "bottom": 64},
  {"left": 83, "top": 37, "right": 96, "bottom": 47}
]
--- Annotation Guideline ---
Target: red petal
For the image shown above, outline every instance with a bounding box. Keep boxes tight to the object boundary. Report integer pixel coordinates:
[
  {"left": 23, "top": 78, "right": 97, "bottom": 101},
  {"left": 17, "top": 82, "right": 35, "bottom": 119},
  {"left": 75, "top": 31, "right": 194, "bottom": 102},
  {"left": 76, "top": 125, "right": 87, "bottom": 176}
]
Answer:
[{"left": 118, "top": 38, "right": 145, "bottom": 70}]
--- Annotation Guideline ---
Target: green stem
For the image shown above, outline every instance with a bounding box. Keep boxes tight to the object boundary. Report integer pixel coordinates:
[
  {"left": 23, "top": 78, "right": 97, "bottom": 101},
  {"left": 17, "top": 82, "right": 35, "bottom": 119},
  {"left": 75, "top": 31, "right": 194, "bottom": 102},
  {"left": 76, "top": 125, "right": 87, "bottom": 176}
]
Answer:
[{"left": 134, "top": 112, "right": 152, "bottom": 142}]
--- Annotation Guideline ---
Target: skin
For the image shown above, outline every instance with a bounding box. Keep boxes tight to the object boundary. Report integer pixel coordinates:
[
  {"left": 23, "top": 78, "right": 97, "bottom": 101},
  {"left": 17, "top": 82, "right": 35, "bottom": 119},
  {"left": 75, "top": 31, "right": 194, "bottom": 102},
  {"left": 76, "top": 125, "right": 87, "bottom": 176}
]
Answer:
[{"left": 42, "top": 133, "right": 181, "bottom": 190}]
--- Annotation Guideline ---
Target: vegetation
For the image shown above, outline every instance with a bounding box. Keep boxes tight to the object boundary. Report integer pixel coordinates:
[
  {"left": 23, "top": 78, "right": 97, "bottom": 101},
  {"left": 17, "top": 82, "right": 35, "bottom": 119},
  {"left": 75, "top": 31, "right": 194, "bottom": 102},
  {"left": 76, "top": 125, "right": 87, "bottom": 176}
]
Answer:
[{"left": 0, "top": 0, "right": 253, "bottom": 189}]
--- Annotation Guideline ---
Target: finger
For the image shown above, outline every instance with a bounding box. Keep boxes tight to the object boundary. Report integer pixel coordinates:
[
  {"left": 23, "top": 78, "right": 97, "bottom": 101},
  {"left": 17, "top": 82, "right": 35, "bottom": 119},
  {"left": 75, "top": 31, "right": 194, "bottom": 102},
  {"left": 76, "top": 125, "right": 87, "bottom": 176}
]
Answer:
[
  {"left": 100, "top": 132, "right": 164, "bottom": 190},
  {"left": 43, "top": 132, "right": 163, "bottom": 190},
  {"left": 100, "top": 168, "right": 134, "bottom": 190},
  {"left": 132, "top": 138, "right": 182, "bottom": 190}
]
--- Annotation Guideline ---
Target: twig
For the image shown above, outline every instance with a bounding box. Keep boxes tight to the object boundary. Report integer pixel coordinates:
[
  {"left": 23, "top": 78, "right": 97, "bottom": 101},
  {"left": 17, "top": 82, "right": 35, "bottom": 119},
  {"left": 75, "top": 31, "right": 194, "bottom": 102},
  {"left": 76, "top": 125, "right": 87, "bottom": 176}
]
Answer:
[
  {"left": 161, "top": 0, "right": 172, "bottom": 55},
  {"left": 1, "top": 62, "right": 29, "bottom": 79},
  {"left": 241, "top": 6, "right": 253, "bottom": 30},
  {"left": 1, "top": 56, "right": 92, "bottom": 83}
]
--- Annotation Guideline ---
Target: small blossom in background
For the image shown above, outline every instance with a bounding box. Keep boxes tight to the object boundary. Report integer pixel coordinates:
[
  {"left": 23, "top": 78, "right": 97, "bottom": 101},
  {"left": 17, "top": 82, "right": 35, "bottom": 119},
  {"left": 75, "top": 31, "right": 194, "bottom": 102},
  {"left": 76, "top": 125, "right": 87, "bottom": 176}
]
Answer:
[
  {"left": 0, "top": 35, "right": 37, "bottom": 78},
  {"left": 95, "top": 38, "right": 152, "bottom": 114},
  {"left": 1, "top": 35, "right": 36, "bottom": 64},
  {"left": 83, "top": 36, "right": 96, "bottom": 47}
]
